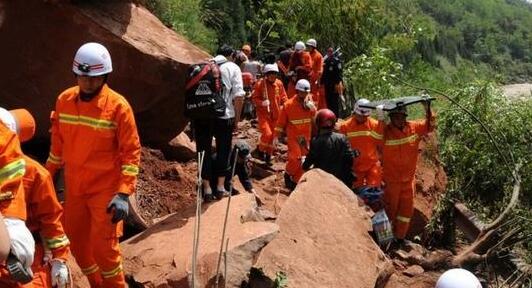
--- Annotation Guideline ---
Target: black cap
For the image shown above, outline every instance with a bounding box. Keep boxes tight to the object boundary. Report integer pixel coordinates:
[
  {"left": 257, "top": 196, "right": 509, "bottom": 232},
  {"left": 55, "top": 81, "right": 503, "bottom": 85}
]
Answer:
[{"left": 217, "top": 44, "right": 234, "bottom": 57}]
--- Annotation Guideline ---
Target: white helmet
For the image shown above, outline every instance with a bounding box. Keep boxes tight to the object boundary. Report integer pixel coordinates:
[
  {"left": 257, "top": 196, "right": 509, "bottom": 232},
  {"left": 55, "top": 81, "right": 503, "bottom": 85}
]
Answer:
[
  {"left": 354, "top": 98, "right": 371, "bottom": 116},
  {"left": 435, "top": 269, "right": 482, "bottom": 288},
  {"left": 294, "top": 41, "right": 306, "bottom": 51},
  {"left": 73, "top": 42, "right": 113, "bottom": 76},
  {"left": 0, "top": 108, "right": 36, "bottom": 143},
  {"left": 295, "top": 79, "right": 311, "bottom": 92},
  {"left": 306, "top": 39, "right": 317, "bottom": 48},
  {"left": 263, "top": 63, "right": 279, "bottom": 74}
]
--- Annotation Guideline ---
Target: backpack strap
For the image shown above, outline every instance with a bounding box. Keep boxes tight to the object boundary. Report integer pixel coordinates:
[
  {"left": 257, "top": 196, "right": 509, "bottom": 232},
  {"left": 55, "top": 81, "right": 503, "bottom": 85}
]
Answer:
[{"left": 186, "top": 64, "right": 211, "bottom": 90}]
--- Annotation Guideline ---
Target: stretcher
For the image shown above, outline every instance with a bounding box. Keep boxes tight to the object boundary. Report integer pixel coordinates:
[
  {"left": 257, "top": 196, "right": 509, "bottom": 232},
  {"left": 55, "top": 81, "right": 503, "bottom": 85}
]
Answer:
[{"left": 358, "top": 95, "right": 435, "bottom": 111}]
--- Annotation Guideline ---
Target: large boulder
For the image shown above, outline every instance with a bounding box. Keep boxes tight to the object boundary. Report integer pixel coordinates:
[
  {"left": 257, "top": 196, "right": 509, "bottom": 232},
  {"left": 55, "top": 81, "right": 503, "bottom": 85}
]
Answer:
[
  {"left": 122, "top": 193, "right": 279, "bottom": 287},
  {"left": 0, "top": 0, "right": 210, "bottom": 149},
  {"left": 255, "top": 169, "right": 392, "bottom": 288},
  {"left": 163, "top": 132, "right": 197, "bottom": 161}
]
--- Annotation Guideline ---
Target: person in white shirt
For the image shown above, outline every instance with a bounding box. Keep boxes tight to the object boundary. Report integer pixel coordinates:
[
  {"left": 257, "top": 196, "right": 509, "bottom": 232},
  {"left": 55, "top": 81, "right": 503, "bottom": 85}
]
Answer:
[{"left": 196, "top": 45, "right": 245, "bottom": 201}]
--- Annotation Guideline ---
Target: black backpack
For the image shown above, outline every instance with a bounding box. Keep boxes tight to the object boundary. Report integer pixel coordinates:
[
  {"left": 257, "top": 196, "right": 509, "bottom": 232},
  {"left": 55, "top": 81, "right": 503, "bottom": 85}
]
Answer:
[{"left": 185, "top": 61, "right": 226, "bottom": 119}]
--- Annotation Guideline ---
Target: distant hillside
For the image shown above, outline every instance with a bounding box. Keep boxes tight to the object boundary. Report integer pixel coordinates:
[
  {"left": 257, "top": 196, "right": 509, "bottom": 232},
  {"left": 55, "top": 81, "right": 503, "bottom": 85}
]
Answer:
[{"left": 146, "top": 0, "right": 531, "bottom": 83}]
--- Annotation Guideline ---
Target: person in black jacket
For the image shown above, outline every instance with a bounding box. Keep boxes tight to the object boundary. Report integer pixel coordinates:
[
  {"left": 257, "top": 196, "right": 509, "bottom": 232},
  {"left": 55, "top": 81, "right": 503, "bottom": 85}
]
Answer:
[
  {"left": 302, "top": 109, "right": 356, "bottom": 187},
  {"left": 321, "top": 47, "right": 344, "bottom": 117}
]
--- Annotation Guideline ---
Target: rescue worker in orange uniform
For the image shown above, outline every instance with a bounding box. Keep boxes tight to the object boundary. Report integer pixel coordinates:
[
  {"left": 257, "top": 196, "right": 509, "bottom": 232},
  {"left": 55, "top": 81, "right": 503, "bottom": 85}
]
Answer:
[
  {"left": 274, "top": 79, "right": 317, "bottom": 189},
  {"left": 306, "top": 39, "right": 325, "bottom": 109},
  {"left": 0, "top": 108, "right": 71, "bottom": 288},
  {"left": 251, "top": 63, "right": 288, "bottom": 164},
  {"left": 0, "top": 108, "right": 35, "bottom": 287},
  {"left": 381, "top": 101, "right": 434, "bottom": 242},
  {"left": 46, "top": 43, "right": 141, "bottom": 288},
  {"left": 339, "top": 99, "right": 384, "bottom": 190},
  {"left": 287, "top": 41, "right": 313, "bottom": 98}
]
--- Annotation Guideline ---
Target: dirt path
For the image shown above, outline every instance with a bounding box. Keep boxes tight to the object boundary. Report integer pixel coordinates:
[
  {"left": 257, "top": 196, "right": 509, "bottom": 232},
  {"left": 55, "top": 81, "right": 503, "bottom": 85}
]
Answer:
[{"left": 501, "top": 83, "right": 532, "bottom": 101}]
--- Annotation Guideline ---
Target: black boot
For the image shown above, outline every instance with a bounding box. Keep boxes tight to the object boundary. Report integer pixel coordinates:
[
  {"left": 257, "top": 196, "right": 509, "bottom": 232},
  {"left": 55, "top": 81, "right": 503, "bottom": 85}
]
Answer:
[
  {"left": 284, "top": 172, "right": 296, "bottom": 190},
  {"left": 265, "top": 154, "right": 272, "bottom": 165}
]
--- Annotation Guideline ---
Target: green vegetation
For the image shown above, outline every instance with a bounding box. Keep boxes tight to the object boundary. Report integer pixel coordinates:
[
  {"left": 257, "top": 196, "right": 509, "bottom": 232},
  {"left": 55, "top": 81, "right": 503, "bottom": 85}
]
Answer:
[
  {"left": 146, "top": 0, "right": 532, "bottom": 280},
  {"left": 143, "top": 0, "right": 217, "bottom": 51}
]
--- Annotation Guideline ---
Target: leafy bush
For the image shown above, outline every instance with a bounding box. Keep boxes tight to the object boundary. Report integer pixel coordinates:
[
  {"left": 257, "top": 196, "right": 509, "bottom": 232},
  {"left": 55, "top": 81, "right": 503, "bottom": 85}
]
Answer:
[
  {"left": 144, "top": 0, "right": 217, "bottom": 52},
  {"left": 343, "top": 47, "right": 403, "bottom": 101},
  {"left": 437, "top": 81, "right": 531, "bottom": 266}
]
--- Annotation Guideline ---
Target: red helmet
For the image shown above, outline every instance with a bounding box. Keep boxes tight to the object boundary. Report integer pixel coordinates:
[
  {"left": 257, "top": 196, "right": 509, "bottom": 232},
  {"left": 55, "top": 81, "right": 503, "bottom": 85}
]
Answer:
[
  {"left": 316, "top": 109, "right": 337, "bottom": 128},
  {"left": 241, "top": 72, "right": 254, "bottom": 87}
]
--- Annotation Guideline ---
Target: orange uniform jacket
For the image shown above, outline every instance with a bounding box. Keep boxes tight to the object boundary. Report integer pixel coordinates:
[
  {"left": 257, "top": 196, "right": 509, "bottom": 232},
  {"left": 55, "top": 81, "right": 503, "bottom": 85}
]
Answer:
[
  {"left": 274, "top": 97, "right": 316, "bottom": 142},
  {"left": 382, "top": 118, "right": 434, "bottom": 182},
  {"left": 339, "top": 116, "right": 384, "bottom": 172},
  {"left": 46, "top": 84, "right": 141, "bottom": 196},
  {"left": 0, "top": 123, "right": 27, "bottom": 220},
  {"left": 251, "top": 78, "right": 288, "bottom": 121},
  {"left": 24, "top": 156, "right": 69, "bottom": 261},
  {"left": 309, "top": 50, "right": 323, "bottom": 84},
  {"left": 288, "top": 51, "right": 313, "bottom": 81}
]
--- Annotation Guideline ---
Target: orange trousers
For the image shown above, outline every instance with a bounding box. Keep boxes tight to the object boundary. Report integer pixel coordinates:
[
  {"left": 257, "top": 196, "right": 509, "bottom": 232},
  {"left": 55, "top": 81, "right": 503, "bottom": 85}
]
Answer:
[
  {"left": 383, "top": 180, "right": 415, "bottom": 239},
  {"left": 286, "top": 138, "right": 307, "bottom": 182},
  {"left": 257, "top": 114, "right": 275, "bottom": 155},
  {"left": 353, "top": 162, "right": 382, "bottom": 189},
  {"left": 64, "top": 192, "right": 125, "bottom": 288}
]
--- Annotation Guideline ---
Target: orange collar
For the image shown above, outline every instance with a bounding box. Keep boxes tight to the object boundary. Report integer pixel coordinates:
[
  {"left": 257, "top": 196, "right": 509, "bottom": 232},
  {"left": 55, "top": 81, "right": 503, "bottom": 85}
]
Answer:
[{"left": 75, "top": 84, "right": 109, "bottom": 110}]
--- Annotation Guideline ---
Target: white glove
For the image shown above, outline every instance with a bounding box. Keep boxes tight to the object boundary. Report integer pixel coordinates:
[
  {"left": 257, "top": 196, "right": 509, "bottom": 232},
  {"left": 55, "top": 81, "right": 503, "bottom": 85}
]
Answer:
[
  {"left": 376, "top": 104, "right": 385, "bottom": 121},
  {"left": 304, "top": 100, "right": 316, "bottom": 110},
  {"left": 4, "top": 218, "right": 35, "bottom": 270},
  {"left": 51, "top": 259, "right": 70, "bottom": 288},
  {"left": 261, "top": 99, "right": 270, "bottom": 107}
]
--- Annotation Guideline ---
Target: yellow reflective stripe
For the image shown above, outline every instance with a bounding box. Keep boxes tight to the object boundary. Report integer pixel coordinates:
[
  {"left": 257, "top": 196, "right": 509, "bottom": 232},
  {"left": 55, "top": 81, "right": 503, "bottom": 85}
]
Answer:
[
  {"left": 45, "top": 235, "right": 70, "bottom": 249},
  {"left": 290, "top": 118, "right": 312, "bottom": 125},
  {"left": 81, "top": 264, "right": 99, "bottom": 275},
  {"left": 48, "top": 153, "right": 62, "bottom": 161},
  {"left": 58, "top": 113, "right": 116, "bottom": 130},
  {"left": 0, "top": 159, "right": 26, "bottom": 184},
  {"left": 396, "top": 215, "right": 411, "bottom": 223},
  {"left": 346, "top": 130, "right": 383, "bottom": 140},
  {"left": 121, "top": 165, "right": 139, "bottom": 176},
  {"left": 370, "top": 131, "right": 383, "bottom": 140},
  {"left": 101, "top": 264, "right": 123, "bottom": 278},
  {"left": 47, "top": 153, "right": 62, "bottom": 165},
  {"left": 385, "top": 134, "right": 418, "bottom": 146},
  {"left": 274, "top": 127, "right": 284, "bottom": 132}
]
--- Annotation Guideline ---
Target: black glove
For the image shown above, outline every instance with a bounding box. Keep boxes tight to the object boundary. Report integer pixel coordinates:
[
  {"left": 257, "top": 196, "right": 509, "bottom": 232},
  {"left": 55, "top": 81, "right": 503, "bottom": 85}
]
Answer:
[{"left": 106, "top": 193, "right": 129, "bottom": 224}]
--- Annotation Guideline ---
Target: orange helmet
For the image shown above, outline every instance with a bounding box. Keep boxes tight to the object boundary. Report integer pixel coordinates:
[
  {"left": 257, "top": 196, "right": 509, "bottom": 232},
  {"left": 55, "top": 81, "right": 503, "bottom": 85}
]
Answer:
[
  {"left": 316, "top": 109, "right": 336, "bottom": 128},
  {"left": 241, "top": 44, "right": 251, "bottom": 54}
]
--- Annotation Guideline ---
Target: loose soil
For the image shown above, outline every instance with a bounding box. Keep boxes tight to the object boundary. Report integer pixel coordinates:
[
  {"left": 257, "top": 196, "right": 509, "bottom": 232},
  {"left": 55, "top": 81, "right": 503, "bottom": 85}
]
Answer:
[{"left": 135, "top": 148, "right": 197, "bottom": 224}]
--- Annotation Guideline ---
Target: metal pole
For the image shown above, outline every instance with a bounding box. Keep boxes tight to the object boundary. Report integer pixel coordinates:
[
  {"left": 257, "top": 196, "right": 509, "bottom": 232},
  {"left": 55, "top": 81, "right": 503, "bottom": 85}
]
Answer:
[
  {"left": 214, "top": 148, "right": 239, "bottom": 287},
  {"left": 191, "top": 151, "right": 205, "bottom": 288}
]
